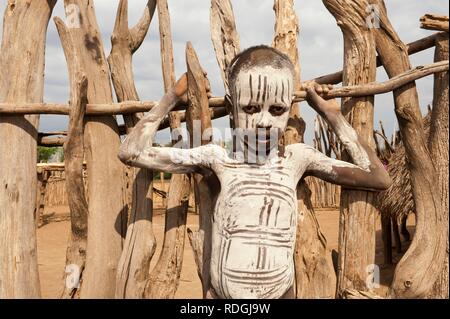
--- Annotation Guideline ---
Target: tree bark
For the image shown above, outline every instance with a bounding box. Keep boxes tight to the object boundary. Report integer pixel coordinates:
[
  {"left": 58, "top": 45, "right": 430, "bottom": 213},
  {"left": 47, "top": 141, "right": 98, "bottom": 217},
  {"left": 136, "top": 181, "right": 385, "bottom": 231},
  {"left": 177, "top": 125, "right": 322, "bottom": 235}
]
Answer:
[
  {"left": 57, "top": 0, "right": 127, "bottom": 298},
  {"left": 107, "top": 0, "right": 157, "bottom": 299},
  {"left": 0, "top": 0, "right": 56, "bottom": 298},
  {"left": 323, "top": 0, "right": 378, "bottom": 298},
  {"left": 371, "top": 0, "right": 445, "bottom": 298},
  {"left": 427, "top": 33, "right": 449, "bottom": 299},
  {"left": 60, "top": 72, "right": 89, "bottom": 299}
]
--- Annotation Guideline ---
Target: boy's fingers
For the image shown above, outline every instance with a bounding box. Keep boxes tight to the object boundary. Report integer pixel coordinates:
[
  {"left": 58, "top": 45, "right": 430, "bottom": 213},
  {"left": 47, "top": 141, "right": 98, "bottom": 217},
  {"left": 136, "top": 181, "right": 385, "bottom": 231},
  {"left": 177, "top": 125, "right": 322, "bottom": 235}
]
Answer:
[{"left": 306, "top": 87, "right": 326, "bottom": 107}]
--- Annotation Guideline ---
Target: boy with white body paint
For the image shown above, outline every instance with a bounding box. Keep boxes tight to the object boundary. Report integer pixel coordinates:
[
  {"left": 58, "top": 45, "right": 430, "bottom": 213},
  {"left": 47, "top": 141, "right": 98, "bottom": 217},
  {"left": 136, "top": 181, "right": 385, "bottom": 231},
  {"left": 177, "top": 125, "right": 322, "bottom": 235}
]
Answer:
[{"left": 118, "top": 45, "right": 391, "bottom": 299}]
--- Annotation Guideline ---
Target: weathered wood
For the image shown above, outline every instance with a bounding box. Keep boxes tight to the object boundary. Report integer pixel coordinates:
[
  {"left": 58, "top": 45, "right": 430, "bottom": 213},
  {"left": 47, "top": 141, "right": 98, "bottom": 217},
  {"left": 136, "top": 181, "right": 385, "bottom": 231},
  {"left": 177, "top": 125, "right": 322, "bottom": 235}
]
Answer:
[
  {"left": 0, "top": 0, "right": 56, "bottom": 298},
  {"left": 294, "top": 183, "right": 337, "bottom": 298},
  {"left": 314, "top": 32, "right": 443, "bottom": 85},
  {"left": 271, "top": 0, "right": 336, "bottom": 299},
  {"left": 145, "top": 0, "right": 190, "bottom": 299},
  {"left": 185, "top": 42, "right": 215, "bottom": 297},
  {"left": 0, "top": 98, "right": 222, "bottom": 115},
  {"left": 60, "top": 73, "right": 89, "bottom": 299},
  {"left": 420, "top": 14, "right": 449, "bottom": 32},
  {"left": 314, "top": 61, "right": 448, "bottom": 101},
  {"left": 37, "top": 107, "right": 229, "bottom": 147},
  {"left": 145, "top": 167, "right": 190, "bottom": 298},
  {"left": 372, "top": 0, "right": 445, "bottom": 299},
  {"left": 0, "top": 60, "right": 446, "bottom": 116},
  {"left": 210, "top": 0, "right": 240, "bottom": 94},
  {"left": 38, "top": 136, "right": 66, "bottom": 147},
  {"left": 56, "top": 0, "right": 126, "bottom": 298},
  {"left": 428, "top": 33, "right": 449, "bottom": 299},
  {"left": 323, "top": 0, "right": 378, "bottom": 298},
  {"left": 107, "top": 0, "right": 157, "bottom": 299}
]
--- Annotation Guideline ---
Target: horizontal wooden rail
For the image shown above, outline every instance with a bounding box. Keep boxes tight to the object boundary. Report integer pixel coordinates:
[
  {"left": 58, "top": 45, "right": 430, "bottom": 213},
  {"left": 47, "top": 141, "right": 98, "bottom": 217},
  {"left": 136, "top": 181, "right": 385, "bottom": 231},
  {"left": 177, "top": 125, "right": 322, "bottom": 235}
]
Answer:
[{"left": 3, "top": 60, "right": 448, "bottom": 118}]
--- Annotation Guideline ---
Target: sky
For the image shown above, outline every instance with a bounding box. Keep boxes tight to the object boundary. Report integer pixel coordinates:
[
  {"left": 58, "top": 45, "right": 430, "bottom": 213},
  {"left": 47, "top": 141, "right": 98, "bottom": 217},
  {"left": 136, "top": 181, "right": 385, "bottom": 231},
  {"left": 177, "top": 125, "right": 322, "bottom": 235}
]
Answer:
[{"left": 0, "top": 0, "right": 448, "bottom": 144}]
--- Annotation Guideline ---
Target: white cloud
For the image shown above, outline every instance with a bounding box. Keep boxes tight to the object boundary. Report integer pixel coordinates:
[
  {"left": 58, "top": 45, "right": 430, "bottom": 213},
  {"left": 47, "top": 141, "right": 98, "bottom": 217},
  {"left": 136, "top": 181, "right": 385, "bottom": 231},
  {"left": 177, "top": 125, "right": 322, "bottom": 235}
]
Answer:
[{"left": 0, "top": 0, "right": 448, "bottom": 142}]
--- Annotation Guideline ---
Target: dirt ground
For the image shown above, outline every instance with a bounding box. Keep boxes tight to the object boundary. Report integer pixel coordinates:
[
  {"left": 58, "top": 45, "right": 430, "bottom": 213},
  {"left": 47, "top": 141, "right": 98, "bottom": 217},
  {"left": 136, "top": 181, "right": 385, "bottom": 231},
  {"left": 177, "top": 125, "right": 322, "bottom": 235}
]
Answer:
[{"left": 37, "top": 189, "right": 415, "bottom": 298}]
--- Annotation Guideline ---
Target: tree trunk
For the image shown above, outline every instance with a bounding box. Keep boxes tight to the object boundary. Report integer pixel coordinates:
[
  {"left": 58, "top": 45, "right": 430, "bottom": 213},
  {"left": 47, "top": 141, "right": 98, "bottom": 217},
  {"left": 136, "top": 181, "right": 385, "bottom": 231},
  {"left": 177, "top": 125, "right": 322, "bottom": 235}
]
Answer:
[
  {"left": 323, "top": 0, "right": 378, "bottom": 298},
  {"left": 58, "top": 0, "right": 127, "bottom": 298},
  {"left": 107, "top": 0, "right": 157, "bottom": 298},
  {"left": 0, "top": 0, "right": 56, "bottom": 298},
  {"left": 371, "top": 0, "right": 446, "bottom": 298},
  {"left": 427, "top": 32, "right": 449, "bottom": 299},
  {"left": 273, "top": 0, "right": 336, "bottom": 299}
]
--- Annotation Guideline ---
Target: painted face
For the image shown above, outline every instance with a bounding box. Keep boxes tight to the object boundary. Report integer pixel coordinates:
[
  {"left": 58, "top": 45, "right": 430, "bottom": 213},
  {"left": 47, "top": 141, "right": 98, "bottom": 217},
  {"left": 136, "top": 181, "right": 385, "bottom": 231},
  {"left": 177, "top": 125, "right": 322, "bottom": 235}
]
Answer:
[{"left": 231, "top": 65, "right": 294, "bottom": 161}]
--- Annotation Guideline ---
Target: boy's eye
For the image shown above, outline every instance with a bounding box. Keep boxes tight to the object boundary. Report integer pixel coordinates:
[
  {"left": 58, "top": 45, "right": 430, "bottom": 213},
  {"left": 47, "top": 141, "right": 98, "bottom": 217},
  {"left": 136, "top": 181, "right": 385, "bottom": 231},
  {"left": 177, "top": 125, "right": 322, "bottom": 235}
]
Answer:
[
  {"left": 269, "top": 105, "right": 287, "bottom": 116},
  {"left": 242, "top": 104, "right": 261, "bottom": 114}
]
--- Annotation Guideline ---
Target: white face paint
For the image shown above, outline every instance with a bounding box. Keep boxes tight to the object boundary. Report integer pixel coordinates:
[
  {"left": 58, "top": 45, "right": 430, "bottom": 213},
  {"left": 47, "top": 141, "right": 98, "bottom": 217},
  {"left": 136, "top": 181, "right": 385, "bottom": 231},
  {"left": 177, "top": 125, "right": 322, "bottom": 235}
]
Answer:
[{"left": 231, "top": 66, "right": 294, "bottom": 161}]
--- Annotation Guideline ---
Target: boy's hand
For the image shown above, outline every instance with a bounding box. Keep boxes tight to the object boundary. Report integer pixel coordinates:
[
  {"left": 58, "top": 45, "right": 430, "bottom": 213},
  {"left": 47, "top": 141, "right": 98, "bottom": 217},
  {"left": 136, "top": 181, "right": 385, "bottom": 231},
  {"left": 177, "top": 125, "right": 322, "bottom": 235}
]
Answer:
[
  {"left": 300, "top": 81, "right": 340, "bottom": 117},
  {"left": 175, "top": 71, "right": 211, "bottom": 105}
]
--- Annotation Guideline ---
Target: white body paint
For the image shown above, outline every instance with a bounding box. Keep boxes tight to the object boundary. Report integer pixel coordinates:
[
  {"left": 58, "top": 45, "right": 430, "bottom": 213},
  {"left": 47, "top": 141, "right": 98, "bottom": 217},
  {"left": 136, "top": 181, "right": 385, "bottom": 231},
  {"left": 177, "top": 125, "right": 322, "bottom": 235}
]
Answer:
[
  {"left": 118, "top": 55, "right": 382, "bottom": 299},
  {"left": 209, "top": 150, "right": 303, "bottom": 299}
]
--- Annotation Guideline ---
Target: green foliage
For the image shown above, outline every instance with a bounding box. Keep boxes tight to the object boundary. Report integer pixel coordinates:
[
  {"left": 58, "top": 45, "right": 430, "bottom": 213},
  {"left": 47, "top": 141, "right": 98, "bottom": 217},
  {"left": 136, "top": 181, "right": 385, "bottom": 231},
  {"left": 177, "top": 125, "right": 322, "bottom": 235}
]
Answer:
[
  {"left": 37, "top": 146, "right": 64, "bottom": 163},
  {"left": 153, "top": 171, "right": 172, "bottom": 180}
]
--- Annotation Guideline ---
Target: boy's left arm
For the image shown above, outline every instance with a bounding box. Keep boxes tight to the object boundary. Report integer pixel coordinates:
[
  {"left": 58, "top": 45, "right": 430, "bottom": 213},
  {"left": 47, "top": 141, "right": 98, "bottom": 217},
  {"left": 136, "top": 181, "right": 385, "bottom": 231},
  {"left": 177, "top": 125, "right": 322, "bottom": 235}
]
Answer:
[{"left": 300, "top": 83, "right": 392, "bottom": 191}]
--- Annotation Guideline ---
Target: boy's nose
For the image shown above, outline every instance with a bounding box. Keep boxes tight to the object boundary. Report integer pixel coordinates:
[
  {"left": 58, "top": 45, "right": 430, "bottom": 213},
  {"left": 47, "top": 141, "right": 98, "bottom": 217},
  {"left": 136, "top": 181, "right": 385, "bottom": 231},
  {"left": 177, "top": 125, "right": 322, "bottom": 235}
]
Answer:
[{"left": 256, "top": 112, "right": 272, "bottom": 129}]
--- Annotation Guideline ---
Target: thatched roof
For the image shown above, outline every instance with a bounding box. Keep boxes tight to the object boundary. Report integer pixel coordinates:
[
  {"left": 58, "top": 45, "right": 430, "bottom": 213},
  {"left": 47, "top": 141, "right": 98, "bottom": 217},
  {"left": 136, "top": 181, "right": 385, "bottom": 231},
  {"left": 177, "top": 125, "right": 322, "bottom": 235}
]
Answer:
[{"left": 376, "top": 113, "right": 431, "bottom": 221}]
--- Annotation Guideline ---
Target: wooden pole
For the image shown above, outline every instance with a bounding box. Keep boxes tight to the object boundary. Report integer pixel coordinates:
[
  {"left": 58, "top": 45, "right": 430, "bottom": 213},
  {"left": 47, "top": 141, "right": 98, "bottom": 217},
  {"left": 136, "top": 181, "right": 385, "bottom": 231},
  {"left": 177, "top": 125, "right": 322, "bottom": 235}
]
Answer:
[
  {"left": 427, "top": 32, "right": 449, "bottom": 299},
  {"left": 323, "top": 0, "right": 378, "bottom": 298},
  {"left": 272, "top": 0, "right": 336, "bottom": 299},
  {"left": 0, "top": 0, "right": 56, "bottom": 298},
  {"left": 0, "top": 60, "right": 447, "bottom": 115},
  {"left": 185, "top": 42, "right": 215, "bottom": 298},
  {"left": 145, "top": 0, "right": 190, "bottom": 299},
  {"left": 55, "top": 0, "right": 127, "bottom": 298},
  {"left": 314, "top": 32, "right": 444, "bottom": 85},
  {"left": 372, "top": 0, "right": 445, "bottom": 299},
  {"left": 420, "top": 14, "right": 449, "bottom": 32},
  {"left": 107, "top": 0, "right": 157, "bottom": 299},
  {"left": 60, "top": 73, "right": 89, "bottom": 299}
]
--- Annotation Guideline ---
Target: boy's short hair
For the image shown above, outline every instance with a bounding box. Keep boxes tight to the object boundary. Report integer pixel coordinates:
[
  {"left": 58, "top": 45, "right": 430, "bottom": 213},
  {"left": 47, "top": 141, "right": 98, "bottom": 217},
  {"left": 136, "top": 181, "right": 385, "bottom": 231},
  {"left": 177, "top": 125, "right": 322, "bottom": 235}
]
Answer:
[{"left": 227, "top": 45, "right": 295, "bottom": 93}]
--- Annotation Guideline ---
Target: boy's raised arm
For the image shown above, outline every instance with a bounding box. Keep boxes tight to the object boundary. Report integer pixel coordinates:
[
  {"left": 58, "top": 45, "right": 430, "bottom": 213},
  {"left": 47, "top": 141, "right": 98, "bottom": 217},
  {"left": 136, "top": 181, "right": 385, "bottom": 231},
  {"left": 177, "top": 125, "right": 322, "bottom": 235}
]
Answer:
[
  {"left": 118, "top": 74, "right": 221, "bottom": 173},
  {"left": 302, "top": 83, "right": 392, "bottom": 191}
]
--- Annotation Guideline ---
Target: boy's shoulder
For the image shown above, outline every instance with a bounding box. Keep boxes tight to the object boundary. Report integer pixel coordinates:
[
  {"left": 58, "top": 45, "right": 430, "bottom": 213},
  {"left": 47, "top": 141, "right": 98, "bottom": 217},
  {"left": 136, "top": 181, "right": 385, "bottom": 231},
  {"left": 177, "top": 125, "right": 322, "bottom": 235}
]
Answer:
[{"left": 285, "top": 142, "right": 316, "bottom": 154}]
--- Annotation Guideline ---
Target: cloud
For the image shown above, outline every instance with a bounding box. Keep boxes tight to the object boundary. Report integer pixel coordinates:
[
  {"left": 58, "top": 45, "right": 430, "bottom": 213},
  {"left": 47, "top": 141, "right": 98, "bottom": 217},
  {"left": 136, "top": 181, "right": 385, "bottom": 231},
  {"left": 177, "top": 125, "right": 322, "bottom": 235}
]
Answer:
[{"left": 0, "top": 0, "right": 448, "bottom": 143}]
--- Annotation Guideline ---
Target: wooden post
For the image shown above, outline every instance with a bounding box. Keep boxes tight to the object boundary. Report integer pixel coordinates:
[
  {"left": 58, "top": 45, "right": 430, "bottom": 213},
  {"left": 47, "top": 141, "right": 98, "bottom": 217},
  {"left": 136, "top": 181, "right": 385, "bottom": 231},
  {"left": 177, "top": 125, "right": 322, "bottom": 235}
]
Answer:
[
  {"left": 272, "top": 0, "right": 336, "bottom": 299},
  {"left": 372, "top": 1, "right": 446, "bottom": 298},
  {"left": 185, "top": 42, "right": 215, "bottom": 297},
  {"left": 56, "top": 0, "right": 127, "bottom": 298},
  {"left": 60, "top": 72, "right": 89, "bottom": 299},
  {"left": 427, "top": 32, "right": 449, "bottom": 299},
  {"left": 0, "top": 0, "right": 56, "bottom": 298},
  {"left": 323, "top": 0, "right": 378, "bottom": 298},
  {"left": 145, "top": 0, "right": 191, "bottom": 299},
  {"left": 210, "top": 0, "right": 240, "bottom": 95},
  {"left": 107, "top": 0, "right": 157, "bottom": 298}
]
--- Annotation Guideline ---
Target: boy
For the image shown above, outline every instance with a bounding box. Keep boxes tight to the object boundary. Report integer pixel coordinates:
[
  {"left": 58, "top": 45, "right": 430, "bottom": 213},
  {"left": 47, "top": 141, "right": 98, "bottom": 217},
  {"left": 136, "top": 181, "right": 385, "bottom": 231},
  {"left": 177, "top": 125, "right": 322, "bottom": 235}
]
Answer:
[{"left": 118, "top": 45, "right": 391, "bottom": 299}]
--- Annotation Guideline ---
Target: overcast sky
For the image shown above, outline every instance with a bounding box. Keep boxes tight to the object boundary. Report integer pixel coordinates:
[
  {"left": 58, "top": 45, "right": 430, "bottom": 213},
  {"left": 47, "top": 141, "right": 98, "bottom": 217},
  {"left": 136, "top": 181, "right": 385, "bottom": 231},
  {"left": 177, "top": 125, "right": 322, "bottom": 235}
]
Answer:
[{"left": 1, "top": 0, "right": 448, "bottom": 144}]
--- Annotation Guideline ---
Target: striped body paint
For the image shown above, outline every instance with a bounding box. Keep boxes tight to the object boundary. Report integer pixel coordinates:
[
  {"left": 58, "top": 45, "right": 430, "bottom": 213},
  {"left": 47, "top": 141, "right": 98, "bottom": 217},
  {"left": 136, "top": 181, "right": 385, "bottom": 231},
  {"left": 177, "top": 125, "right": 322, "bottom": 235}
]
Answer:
[
  {"left": 231, "top": 66, "right": 294, "bottom": 161},
  {"left": 118, "top": 47, "right": 384, "bottom": 300},
  {"left": 209, "top": 149, "right": 307, "bottom": 299}
]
